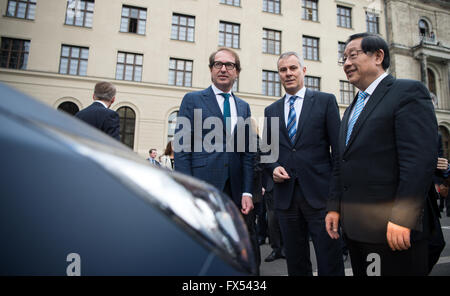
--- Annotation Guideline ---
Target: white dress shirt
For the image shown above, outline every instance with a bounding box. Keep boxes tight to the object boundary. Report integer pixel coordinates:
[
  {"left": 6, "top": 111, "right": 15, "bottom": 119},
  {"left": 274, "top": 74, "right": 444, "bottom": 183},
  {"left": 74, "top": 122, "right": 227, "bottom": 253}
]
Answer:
[
  {"left": 211, "top": 84, "right": 238, "bottom": 133},
  {"left": 348, "top": 72, "right": 388, "bottom": 121}
]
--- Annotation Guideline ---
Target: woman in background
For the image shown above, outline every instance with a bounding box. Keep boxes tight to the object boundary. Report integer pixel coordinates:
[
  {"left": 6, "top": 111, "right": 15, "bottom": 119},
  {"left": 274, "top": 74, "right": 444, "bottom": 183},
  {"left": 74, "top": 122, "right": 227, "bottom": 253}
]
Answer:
[{"left": 160, "top": 141, "right": 174, "bottom": 170}]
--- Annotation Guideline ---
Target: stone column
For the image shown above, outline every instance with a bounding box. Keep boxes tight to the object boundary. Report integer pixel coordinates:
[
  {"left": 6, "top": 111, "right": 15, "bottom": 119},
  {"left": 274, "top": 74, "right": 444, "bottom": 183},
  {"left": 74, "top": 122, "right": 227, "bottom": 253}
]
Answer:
[{"left": 419, "top": 53, "right": 428, "bottom": 88}]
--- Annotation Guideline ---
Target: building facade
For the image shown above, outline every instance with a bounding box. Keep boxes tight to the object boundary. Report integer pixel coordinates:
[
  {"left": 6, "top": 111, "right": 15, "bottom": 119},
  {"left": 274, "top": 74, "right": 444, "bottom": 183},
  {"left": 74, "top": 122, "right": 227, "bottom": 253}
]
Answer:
[
  {"left": 386, "top": 0, "right": 450, "bottom": 157},
  {"left": 2, "top": 0, "right": 443, "bottom": 159}
]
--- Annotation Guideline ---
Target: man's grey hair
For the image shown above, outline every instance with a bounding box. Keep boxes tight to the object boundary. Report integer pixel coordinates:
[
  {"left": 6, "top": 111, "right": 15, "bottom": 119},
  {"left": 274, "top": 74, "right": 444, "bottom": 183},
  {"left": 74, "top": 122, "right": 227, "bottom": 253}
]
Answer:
[
  {"left": 94, "top": 81, "right": 116, "bottom": 102},
  {"left": 277, "top": 52, "right": 305, "bottom": 69}
]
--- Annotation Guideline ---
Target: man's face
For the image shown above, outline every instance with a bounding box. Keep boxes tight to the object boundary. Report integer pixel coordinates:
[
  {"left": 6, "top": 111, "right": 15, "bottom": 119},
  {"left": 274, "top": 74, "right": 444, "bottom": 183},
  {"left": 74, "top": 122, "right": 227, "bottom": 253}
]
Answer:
[
  {"left": 150, "top": 150, "right": 157, "bottom": 159},
  {"left": 278, "top": 55, "right": 306, "bottom": 95},
  {"left": 343, "top": 38, "right": 381, "bottom": 91},
  {"left": 210, "top": 50, "right": 238, "bottom": 93}
]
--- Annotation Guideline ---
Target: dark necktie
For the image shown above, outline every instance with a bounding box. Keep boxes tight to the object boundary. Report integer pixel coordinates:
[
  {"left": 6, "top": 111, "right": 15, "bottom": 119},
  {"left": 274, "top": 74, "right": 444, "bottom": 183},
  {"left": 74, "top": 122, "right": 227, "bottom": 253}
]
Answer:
[
  {"left": 287, "top": 96, "right": 298, "bottom": 144},
  {"left": 220, "top": 93, "right": 231, "bottom": 133}
]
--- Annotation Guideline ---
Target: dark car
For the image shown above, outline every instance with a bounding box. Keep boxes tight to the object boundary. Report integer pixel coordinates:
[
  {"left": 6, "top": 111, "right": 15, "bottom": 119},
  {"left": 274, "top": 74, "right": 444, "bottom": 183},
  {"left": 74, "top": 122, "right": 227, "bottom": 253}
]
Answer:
[{"left": 0, "top": 83, "right": 256, "bottom": 276}]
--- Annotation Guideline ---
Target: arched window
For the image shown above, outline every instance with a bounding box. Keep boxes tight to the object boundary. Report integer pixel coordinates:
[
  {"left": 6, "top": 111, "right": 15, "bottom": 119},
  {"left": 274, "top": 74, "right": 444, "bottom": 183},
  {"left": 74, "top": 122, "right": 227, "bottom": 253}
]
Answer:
[
  {"left": 419, "top": 19, "right": 429, "bottom": 39},
  {"left": 167, "top": 110, "right": 178, "bottom": 143},
  {"left": 57, "top": 101, "right": 79, "bottom": 115},
  {"left": 117, "top": 106, "right": 136, "bottom": 149}
]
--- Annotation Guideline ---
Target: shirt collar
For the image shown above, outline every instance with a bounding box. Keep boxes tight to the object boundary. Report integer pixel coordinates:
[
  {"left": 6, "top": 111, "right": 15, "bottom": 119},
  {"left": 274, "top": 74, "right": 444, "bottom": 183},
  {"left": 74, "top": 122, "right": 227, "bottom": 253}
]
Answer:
[
  {"left": 285, "top": 86, "right": 306, "bottom": 104},
  {"left": 94, "top": 100, "right": 109, "bottom": 108},
  {"left": 211, "top": 84, "right": 233, "bottom": 97},
  {"left": 361, "top": 72, "right": 388, "bottom": 96}
]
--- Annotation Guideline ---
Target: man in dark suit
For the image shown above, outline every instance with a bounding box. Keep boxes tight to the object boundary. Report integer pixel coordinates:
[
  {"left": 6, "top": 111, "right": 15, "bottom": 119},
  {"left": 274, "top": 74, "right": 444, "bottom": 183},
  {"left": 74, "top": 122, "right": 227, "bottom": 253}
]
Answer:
[
  {"left": 75, "top": 81, "right": 120, "bottom": 140},
  {"left": 262, "top": 52, "right": 344, "bottom": 276},
  {"left": 174, "top": 48, "right": 256, "bottom": 272},
  {"left": 325, "top": 33, "right": 438, "bottom": 276}
]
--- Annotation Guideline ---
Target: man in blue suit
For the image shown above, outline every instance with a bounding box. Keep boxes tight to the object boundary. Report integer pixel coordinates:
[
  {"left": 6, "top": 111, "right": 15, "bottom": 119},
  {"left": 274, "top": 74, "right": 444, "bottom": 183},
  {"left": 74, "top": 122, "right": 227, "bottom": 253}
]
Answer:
[
  {"left": 263, "top": 52, "right": 344, "bottom": 276},
  {"left": 174, "top": 48, "right": 257, "bottom": 271},
  {"left": 75, "top": 81, "right": 120, "bottom": 141}
]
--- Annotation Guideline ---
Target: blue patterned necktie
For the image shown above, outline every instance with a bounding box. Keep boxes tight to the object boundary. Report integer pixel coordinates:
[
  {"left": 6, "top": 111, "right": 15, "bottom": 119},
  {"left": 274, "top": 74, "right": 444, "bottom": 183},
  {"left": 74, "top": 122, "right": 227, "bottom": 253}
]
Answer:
[
  {"left": 287, "top": 96, "right": 298, "bottom": 144},
  {"left": 346, "top": 91, "right": 369, "bottom": 145},
  {"left": 220, "top": 93, "right": 231, "bottom": 133}
]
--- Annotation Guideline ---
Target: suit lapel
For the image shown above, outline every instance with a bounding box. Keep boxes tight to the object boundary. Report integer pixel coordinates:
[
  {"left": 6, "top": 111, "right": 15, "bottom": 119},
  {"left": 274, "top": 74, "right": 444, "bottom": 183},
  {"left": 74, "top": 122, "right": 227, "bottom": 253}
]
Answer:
[
  {"left": 293, "top": 89, "right": 314, "bottom": 146},
  {"left": 344, "top": 74, "right": 395, "bottom": 150},
  {"left": 276, "top": 95, "right": 291, "bottom": 145},
  {"left": 201, "top": 86, "right": 224, "bottom": 122}
]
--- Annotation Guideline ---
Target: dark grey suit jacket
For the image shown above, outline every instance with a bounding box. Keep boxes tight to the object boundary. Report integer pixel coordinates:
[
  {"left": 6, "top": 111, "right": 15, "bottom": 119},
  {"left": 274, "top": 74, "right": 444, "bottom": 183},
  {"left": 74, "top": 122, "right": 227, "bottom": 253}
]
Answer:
[{"left": 327, "top": 74, "right": 438, "bottom": 243}]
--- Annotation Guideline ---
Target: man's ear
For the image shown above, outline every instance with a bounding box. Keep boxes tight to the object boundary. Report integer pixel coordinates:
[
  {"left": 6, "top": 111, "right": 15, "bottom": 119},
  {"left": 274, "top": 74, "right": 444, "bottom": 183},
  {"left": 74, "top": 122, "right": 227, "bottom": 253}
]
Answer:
[
  {"left": 110, "top": 96, "right": 116, "bottom": 107},
  {"left": 375, "top": 49, "right": 385, "bottom": 66},
  {"left": 92, "top": 94, "right": 96, "bottom": 101}
]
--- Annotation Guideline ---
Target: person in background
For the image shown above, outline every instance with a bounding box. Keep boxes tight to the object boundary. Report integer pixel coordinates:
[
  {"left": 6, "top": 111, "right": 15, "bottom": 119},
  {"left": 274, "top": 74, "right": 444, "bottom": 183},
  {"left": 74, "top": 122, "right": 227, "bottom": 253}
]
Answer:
[
  {"left": 160, "top": 141, "right": 175, "bottom": 170},
  {"left": 147, "top": 148, "right": 160, "bottom": 166}
]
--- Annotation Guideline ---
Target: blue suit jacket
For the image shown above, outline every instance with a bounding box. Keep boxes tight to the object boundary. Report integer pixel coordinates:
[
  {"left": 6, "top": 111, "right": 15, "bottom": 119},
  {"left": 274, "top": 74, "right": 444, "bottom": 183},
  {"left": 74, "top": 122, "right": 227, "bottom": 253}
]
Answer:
[
  {"left": 263, "top": 89, "right": 341, "bottom": 210},
  {"left": 174, "top": 86, "right": 254, "bottom": 207},
  {"left": 75, "top": 101, "right": 120, "bottom": 140}
]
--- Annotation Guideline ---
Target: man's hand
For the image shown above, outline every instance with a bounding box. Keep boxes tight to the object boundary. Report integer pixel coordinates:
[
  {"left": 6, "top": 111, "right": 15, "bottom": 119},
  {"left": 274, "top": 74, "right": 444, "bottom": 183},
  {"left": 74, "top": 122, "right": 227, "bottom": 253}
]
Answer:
[
  {"left": 241, "top": 195, "right": 254, "bottom": 215},
  {"left": 386, "top": 221, "right": 411, "bottom": 251},
  {"left": 325, "top": 211, "right": 341, "bottom": 239},
  {"left": 437, "top": 157, "right": 448, "bottom": 170},
  {"left": 273, "top": 166, "right": 290, "bottom": 183}
]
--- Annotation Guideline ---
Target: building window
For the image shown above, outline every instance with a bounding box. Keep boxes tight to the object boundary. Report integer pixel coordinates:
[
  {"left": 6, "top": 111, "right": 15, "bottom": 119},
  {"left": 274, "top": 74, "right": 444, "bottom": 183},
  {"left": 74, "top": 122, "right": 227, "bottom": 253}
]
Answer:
[
  {"left": 338, "top": 41, "right": 345, "bottom": 63},
  {"left": 263, "top": 0, "right": 281, "bottom": 14},
  {"left": 6, "top": 0, "right": 36, "bottom": 20},
  {"left": 337, "top": 5, "right": 351, "bottom": 28},
  {"left": 0, "top": 37, "right": 30, "bottom": 70},
  {"left": 171, "top": 14, "right": 195, "bottom": 42},
  {"left": 220, "top": 0, "right": 240, "bottom": 6},
  {"left": 117, "top": 106, "right": 136, "bottom": 149},
  {"left": 302, "top": 0, "right": 318, "bottom": 22},
  {"left": 116, "top": 52, "right": 143, "bottom": 82},
  {"left": 219, "top": 21, "right": 240, "bottom": 48},
  {"left": 262, "top": 70, "right": 281, "bottom": 97},
  {"left": 59, "top": 45, "right": 89, "bottom": 76},
  {"left": 303, "top": 36, "right": 319, "bottom": 61},
  {"left": 120, "top": 5, "right": 147, "bottom": 35},
  {"left": 167, "top": 110, "right": 178, "bottom": 143},
  {"left": 57, "top": 101, "right": 79, "bottom": 116},
  {"left": 168, "top": 58, "right": 192, "bottom": 87},
  {"left": 339, "top": 80, "right": 355, "bottom": 105},
  {"left": 305, "top": 76, "right": 320, "bottom": 91},
  {"left": 366, "top": 12, "right": 379, "bottom": 34},
  {"left": 263, "top": 28, "right": 281, "bottom": 55},
  {"left": 65, "top": 0, "right": 94, "bottom": 28}
]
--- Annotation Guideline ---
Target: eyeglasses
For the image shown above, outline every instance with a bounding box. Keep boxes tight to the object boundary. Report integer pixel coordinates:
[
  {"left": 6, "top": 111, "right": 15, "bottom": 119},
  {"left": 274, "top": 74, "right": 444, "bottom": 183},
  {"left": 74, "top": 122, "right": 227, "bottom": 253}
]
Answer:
[
  {"left": 212, "top": 61, "right": 236, "bottom": 70},
  {"left": 339, "top": 49, "right": 365, "bottom": 65}
]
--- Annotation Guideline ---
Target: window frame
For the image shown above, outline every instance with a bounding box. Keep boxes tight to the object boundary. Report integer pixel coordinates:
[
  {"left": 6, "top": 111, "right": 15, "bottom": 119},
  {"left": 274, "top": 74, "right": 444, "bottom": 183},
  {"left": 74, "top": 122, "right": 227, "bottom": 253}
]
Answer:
[
  {"left": 263, "top": 28, "right": 281, "bottom": 55},
  {"left": 263, "top": 0, "right": 281, "bottom": 14},
  {"left": 302, "top": 35, "right": 319, "bottom": 61},
  {"left": 0, "top": 37, "right": 30, "bottom": 70},
  {"left": 366, "top": 11, "right": 379, "bottom": 34},
  {"left": 219, "top": 21, "right": 240, "bottom": 49},
  {"left": 6, "top": 0, "right": 36, "bottom": 20},
  {"left": 262, "top": 70, "right": 281, "bottom": 97},
  {"left": 64, "top": 0, "right": 95, "bottom": 28},
  {"left": 168, "top": 58, "right": 193, "bottom": 87},
  {"left": 171, "top": 13, "right": 195, "bottom": 42},
  {"left": 120, "top": 5, "right": 147, "bottom": 35},
  {"left": 339, "top": 80, "right": 355, "bottom": 105},
  {"left": 115, "top": 51, "right": 143, "bottom": 82},
  {"left": 302, "top": 0, "right": 318, "bottom": 22},
  {"left": 59, "top": 44, "right": 89, "bottom": 76},
  {"left": 305, "top": 75, "right": 320, "bottom": 91},
  {"left": 337, "top": 5, "right": 352, "bottom": 29}
]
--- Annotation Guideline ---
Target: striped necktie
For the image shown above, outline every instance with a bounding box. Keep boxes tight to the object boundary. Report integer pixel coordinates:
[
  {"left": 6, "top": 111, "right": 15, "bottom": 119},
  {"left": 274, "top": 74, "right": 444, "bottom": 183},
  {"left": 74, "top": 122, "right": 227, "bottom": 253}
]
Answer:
[
  {"left": 287, "top": 96, "right": 298, "bottom": 144},
  {"left": 346, "top": 91, "right": 369, "bottom": 145},
  {"left": 220, "top": 93, "right": 231, "bottom": 133}
]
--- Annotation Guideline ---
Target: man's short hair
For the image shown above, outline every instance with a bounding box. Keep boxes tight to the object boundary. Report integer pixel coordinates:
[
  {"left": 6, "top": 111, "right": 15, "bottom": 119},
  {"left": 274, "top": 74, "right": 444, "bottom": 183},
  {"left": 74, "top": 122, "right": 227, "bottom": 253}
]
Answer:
[
  {"left": 208, "top": 47, "right": 241, "bottom": 73},
  {"left": 277, "top": 51, "right": 305, "bottom": 69},
  {"left": 94, "top": 81, "right": 116, "bottom": 102},
  {"left": 149, "top": 148, "right": 156, "bottom": 154},
  {"left": 345, "top": 33, "right": 390, "bottom": 70}
]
